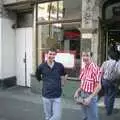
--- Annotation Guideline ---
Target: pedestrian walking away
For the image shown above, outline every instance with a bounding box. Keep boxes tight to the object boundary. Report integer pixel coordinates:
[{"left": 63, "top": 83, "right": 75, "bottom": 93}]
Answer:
[{"left": 100, "top": 44, "right": 120, "bottom": 116}]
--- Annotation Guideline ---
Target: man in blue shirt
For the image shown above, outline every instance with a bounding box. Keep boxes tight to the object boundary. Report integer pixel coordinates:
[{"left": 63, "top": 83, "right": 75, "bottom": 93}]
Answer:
[{"left": 36, "top": 48, "right": 66, "bottom": 120}]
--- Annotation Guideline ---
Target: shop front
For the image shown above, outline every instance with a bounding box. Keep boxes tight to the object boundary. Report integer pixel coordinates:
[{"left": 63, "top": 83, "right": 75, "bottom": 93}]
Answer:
[
  {"left": 31, "top": 0, "right": 82, "bottom": 97},
  {"left": 36, "top": 0, "right": 82, "bottom": 78}
]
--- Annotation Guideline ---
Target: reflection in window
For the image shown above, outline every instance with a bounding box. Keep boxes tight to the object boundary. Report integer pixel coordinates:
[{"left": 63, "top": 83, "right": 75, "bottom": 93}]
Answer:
[
  {"left": 38, "top": 23, "right": 63, "bottom": 50},
  {"left": 38, "top": 1, "right": 63, "bottom": 21}
]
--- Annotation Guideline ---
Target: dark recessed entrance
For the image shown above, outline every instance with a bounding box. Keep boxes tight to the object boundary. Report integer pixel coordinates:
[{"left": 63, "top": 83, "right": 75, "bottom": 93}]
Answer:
[{"left": 101, "top": 0, "right": 120, "bottom": 97}]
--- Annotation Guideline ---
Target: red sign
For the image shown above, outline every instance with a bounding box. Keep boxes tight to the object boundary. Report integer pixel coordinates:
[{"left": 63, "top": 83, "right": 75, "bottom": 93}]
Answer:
[{"left": 64, "top": 31, "right": 80, "bottom": 40}]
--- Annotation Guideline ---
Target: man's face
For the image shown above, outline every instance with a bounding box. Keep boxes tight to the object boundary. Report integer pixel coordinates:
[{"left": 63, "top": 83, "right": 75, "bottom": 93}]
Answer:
[
  {"left": 82, "top": 52, "right": 91, "bottom": 64},
  {"left": 47, "top": 51, "right": 56, "bottom": 62}
]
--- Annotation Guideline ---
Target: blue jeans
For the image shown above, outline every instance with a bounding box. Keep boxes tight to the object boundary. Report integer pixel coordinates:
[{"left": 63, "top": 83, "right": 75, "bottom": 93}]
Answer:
[
  {"left": 80, "top": 91, "right": 99, "bottom": 120},
  {"left": 102, "top": 79, "right": 116, "bottom": 115},
  {"left": 42, "top": 97, "right": 61, "bottom": 120}
]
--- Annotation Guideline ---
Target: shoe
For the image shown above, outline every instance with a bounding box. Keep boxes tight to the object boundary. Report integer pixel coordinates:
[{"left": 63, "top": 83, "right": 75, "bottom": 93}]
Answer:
[
  {"left": 106, "top": 109, "right": 119, "bottom": 116},
  {"left": 113, "top": 109, "right": 119, "bottom": 114},
  {"left": 106, "top": 112, "right": 112, "bottom": 116}
]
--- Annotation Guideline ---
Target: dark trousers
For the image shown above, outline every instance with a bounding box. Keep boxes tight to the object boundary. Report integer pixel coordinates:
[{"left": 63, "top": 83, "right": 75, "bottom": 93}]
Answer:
[{"left": 102, "top": 79, "right": 116, "bottom": 115}]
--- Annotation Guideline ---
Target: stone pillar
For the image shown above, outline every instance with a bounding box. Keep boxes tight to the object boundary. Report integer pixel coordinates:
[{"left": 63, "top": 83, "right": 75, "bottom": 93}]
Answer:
[
  {"left": 32, "top": 3, "right": 37, "bottom": 73},
  {"left": 31, "top": 3, "right": 42, "bottom": 93},
  {"left": 0, "top": 1, "right": 3, "bottom": 80},
  {"left": 82, "top": 0, "right": 93, "bottom": 28},
  {"left": 0, "top": 18, "right": 2, "bottom": 80},
  {"left": 81, "top": 0, "right": 100, "bottom": 63}
]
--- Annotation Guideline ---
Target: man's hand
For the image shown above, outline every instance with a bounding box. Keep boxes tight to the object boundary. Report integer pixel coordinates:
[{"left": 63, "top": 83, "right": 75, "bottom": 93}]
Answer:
[
  {"left": 74, "top": 91, "right": 79, "bottom": 99},
  {"left": 83, "top": 96, "right": 92, "bottom": 106},
  {"left": 35, "top": 67, "right": 42, "bottom": 82},
  {"left": 61, "top": 74, "right": 68, "bottom": 87},
  {"left": 74, "top": 87, "right": 81, "bottom": 99}
]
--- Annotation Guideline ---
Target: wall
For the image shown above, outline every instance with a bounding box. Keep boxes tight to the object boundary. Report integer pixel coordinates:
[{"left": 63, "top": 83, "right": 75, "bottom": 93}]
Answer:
[
  {"left": 17, "top": 12, "right": 33, "bottom": 28},
  {"left": 3, "top": 0, "right": 16, "bottom": 4},
  {"left": 3, "top": 0, "right": 34, "bottom": 5},
  {"left": 0, "top": 18, "right": 2, "bottom": 79},
  {"left": 0, "top": 1, "right": 3, "bottom": 79},
  {"left": 64, "top": 0, "right": 82, "bottom": 19},
  {"left": 1, "top": 11, "right": 16, "bottom": 78}
]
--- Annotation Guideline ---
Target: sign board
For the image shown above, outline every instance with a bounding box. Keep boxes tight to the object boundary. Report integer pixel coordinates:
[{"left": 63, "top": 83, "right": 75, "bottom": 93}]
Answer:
[
  {"left": 64, "top": 30, "right": 80, "bottom": 40},
  {"left": 45, "top": 52, "right": 75, "bottom": 68},
  {"left": 82, "top": 33, "right": 92, "bottom": 39}
]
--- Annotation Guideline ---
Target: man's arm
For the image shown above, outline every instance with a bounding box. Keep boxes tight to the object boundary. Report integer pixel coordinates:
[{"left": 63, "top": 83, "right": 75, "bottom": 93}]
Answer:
[
  {"left": 89, "top": 81, "right": 101, "bottom": 99},
  {"left": 61, "top": 75, "right": 67, "bottom": 87},
  {"left": 35, "top": 65, "right": 42, "bottom": 82},
  {"left": 61, "top": 72, "right": 68, "bottom": 87},
  {"left": 74, "top": 68, "right": 82, "bottom": 98},
  {"left": 60, "top": 64, "right": 67, "bottom": 87},
  {"left": 90, "top": 66, "right": 103, "bottom": 98},
  {"left": 74, "top": 87, "right": 81, "bottom": 98}
]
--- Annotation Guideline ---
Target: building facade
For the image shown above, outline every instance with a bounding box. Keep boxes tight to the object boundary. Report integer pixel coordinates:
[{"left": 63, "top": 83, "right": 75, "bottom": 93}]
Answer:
[{"left": 0, "top": 0, "right": 120, "bottom": 94}]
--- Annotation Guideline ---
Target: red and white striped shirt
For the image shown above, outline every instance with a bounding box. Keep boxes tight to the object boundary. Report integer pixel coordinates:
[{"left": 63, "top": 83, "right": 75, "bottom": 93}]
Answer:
[{"left": 79, "top": 62, "right": 100, "bottom": 93}]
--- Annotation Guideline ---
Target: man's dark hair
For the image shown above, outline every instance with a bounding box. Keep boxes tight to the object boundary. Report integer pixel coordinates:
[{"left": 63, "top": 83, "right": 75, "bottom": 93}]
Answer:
[{"left": 108, "top": 44, "right": 120, "bottom": 61}]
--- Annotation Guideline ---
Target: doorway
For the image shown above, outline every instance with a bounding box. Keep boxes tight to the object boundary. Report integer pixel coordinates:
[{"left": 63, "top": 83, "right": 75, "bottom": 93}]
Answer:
[{"left": 16, "top": 28, "right": 32, "bottom": 87}]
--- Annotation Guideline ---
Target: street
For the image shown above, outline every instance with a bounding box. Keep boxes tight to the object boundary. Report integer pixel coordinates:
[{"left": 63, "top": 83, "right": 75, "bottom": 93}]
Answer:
[{"left": 0, "top": 87, "right": 119, "bottom": 120}]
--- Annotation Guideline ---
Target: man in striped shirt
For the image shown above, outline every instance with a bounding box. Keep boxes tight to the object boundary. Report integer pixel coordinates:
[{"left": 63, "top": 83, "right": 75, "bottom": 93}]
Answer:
[{"left": 74, "top": 51, "right": 101, "bottom": 120}]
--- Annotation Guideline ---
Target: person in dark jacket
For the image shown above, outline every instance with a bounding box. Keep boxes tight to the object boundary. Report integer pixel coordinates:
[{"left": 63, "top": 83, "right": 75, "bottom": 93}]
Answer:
[{"left": 36, "top": 48, "right": 67, "bottom": 120}]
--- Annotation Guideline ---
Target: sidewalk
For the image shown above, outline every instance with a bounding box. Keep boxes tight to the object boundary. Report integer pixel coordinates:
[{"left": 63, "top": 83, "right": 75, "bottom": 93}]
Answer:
[
  {"left": 0, "top": 86, "right": 120, "bottom": 120},
  {"left": 1, "top": 86, "right": 120, "bottom": 109}
]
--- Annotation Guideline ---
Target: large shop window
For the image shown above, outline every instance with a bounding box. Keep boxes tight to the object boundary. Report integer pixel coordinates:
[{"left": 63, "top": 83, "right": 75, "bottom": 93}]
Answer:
[{"left": 37, "top": 0, "right": 82, "bottom": 78}]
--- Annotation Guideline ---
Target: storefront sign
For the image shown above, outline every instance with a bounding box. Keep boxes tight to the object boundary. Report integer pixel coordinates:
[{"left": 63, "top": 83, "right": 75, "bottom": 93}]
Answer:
[
  {"left": 82, "top": 33, "right": 92, "bottom": 39},
  {"left": 64, "top": 31, "right": 80, "bottom": 40}
]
